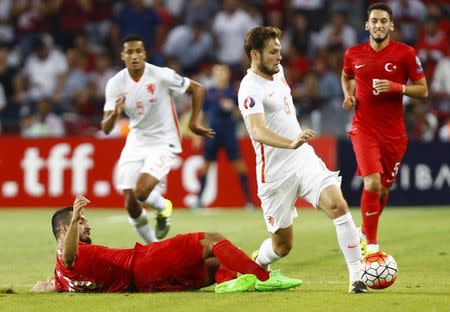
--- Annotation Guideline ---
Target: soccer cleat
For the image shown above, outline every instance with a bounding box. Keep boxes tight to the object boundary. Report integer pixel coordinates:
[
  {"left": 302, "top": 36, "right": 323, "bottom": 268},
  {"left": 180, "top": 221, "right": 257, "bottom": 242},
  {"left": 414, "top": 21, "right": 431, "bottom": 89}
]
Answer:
[
  {"left": 349, "top": 280, "right": 368, "bottom": 293},
  {"left": 357, "top": 227, "right": 367, "bottom": 258},
  {"left": 251, "top": 250, "right": 270, "bottom": 270},
  {"left": 215, "top": 274, "right": 257, "bottom": 294},
  {"left": 254, "top": 270, "right": 303, "bottom": 292},
  {"left": 155, "top": 199, "right": 173, "bottom": 239}
]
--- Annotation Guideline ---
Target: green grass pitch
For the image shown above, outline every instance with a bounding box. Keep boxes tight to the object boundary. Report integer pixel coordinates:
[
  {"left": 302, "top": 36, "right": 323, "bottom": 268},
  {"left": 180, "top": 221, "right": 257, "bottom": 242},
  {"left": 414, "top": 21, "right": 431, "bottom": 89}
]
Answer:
[{"left": 0, "top": 207, "right": 449, "bottom": 312}]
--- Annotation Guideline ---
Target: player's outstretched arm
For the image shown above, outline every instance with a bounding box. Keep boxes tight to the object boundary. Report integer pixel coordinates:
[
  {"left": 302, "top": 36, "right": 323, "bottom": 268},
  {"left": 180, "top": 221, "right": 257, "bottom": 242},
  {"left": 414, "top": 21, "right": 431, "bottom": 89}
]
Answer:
[
  {"left": 246, "top": 113, "right": 315, "bottom": 149},
  {"left": 186, "top": 79, "right": 215, "bottom": 138},
  {"left": 62, "top": 195, "right": 90, "bottom": 268}
]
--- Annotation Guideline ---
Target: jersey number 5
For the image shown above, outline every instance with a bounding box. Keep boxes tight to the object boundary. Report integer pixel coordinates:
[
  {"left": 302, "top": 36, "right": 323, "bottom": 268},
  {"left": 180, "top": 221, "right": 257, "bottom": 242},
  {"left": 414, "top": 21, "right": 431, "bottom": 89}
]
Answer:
[{"left": 136, "top": 101, "right": 144, "bottom": 116}]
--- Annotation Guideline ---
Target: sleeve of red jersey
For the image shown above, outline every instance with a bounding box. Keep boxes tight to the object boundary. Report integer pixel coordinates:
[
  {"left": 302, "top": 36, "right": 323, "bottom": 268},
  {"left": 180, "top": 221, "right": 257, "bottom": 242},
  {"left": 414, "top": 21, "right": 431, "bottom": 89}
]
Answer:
[
  {"left": 405, "top": 47, "right": 425, "bottom": 82},
  {"left": 343, "top": 48, "right": 355, "bottom": 77}
]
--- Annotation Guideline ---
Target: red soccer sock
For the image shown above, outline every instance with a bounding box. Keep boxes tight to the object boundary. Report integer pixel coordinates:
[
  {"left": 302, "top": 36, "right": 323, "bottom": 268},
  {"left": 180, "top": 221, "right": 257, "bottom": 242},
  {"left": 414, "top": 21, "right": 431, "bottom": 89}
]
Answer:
[
  {"left": 379, "top": 191, "right": 390, "bottom": 215},
  {"left": 361, "top": 189, "right": 381, "bottom": 245},
  {"left": 214, "top": 265, "right": 237, "bottom": 284},
  {"left": 211, "top": 240, "right": 269, "bottom": 281}
]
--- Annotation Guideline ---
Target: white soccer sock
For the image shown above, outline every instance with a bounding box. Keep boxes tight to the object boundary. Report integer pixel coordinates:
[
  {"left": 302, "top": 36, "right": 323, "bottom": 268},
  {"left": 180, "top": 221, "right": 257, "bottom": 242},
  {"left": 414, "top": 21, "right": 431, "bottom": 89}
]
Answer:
[
  {"left": 333, "top": 212, "right": 362, "bottom": 283},
  {"left": 256, "top": 238, "right": 280, "bottom": 267},
  {"left": 128, "top": 209, "right": 158, "bottom": 243},
  {"left": 141, "top": 191, "right": 168, "bottom": 213}
]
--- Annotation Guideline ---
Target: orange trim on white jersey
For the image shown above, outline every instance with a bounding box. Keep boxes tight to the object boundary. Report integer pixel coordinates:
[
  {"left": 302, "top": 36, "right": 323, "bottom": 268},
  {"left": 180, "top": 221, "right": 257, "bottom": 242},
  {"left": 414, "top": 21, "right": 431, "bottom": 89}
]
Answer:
[
  {"left": 260, "top": 143, "right": 266, "bottom": 183},
  {"left": 170, "top": 95, "right": 182, "bottom": 145}
]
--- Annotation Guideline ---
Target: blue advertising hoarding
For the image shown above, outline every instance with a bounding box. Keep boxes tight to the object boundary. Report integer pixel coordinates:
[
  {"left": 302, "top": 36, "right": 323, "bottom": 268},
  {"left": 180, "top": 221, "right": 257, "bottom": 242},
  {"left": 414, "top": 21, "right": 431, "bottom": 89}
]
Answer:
[{"left": 338, "top": 139, "right": 450, "bottom": 206}]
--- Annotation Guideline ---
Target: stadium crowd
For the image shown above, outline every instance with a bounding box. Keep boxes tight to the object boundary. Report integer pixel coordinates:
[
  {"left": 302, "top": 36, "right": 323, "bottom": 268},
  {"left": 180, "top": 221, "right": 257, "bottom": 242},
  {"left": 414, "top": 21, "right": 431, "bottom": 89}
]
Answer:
[{"left": 0, "top": 0, "right": 449, "bottom": 141}]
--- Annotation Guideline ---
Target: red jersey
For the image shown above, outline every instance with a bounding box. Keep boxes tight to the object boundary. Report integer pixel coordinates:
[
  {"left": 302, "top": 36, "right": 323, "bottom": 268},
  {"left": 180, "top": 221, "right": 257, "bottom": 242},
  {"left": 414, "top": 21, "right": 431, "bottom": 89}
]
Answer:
[
  {"left": 343, "top": 40, "right": 425, "bottom": 141},
  {"left": 54, "top": 242, "right": 134, "bottom": 292}
]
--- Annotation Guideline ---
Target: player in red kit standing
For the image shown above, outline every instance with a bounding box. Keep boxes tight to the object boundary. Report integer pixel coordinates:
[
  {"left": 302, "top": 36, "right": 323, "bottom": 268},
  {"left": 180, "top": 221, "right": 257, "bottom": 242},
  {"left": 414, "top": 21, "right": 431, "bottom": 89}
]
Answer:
[{"left": 341, "top": 2, "right": 428, "bottom": 256}]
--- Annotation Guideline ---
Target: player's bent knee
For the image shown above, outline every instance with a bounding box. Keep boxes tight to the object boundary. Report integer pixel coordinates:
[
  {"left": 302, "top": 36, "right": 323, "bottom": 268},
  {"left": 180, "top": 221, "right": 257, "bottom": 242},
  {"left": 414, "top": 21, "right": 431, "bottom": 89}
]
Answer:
[
  {"left": 204, "top": 232, "right": 226, "bottom": 243},
  {"left": 133, "top": 187, "right": 151, "bottom": 202},
  {"left": 273, "top": 242, "right": 292, "bottom": 258}
]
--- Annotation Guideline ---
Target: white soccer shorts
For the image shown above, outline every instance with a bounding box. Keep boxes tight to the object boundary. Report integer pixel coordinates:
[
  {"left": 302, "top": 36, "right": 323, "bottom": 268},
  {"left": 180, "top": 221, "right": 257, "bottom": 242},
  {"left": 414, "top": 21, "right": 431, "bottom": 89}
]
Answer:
[
  {"left": 258, "top": 145, "right": 341, "bottom": 233},
  {"left": 116, "top": 132, "right": 178, "bottom": 190}
]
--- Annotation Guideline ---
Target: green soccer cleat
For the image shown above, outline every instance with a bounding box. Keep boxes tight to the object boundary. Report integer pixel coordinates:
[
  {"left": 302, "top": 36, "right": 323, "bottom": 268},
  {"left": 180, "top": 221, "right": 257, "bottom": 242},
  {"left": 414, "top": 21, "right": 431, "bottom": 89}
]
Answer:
[
  {"left": 349, "top": 280, "right": 368, "bottom": 293},
  {"left": 255, "top": 270, "right": 303, "bottom": 292},
  {"left": 155, "top": 199, "right": 172, "bottom": 239},
  {"left": 215, "top": 274, "right": 257, "bottom": 294},
  {"left": 357, "top": 227, "right": 367, "bottom": 258}
]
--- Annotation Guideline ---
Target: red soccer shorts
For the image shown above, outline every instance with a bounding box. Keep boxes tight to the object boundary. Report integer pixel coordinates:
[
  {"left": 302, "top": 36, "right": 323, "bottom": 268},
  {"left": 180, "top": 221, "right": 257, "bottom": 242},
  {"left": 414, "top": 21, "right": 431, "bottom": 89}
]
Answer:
[
  {"left": 131, "top": 232, "right": 206, "bottom": 292},
  {"left": 349, "top": 129, "right": 407, "bottom": 188}
]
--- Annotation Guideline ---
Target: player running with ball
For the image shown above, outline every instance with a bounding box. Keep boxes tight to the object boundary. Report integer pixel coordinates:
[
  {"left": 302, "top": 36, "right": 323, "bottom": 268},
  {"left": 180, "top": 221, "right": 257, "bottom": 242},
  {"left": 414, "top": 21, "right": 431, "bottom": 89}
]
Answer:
[{"left": 341, "top": 3, "right": 428, "bottom": 256}]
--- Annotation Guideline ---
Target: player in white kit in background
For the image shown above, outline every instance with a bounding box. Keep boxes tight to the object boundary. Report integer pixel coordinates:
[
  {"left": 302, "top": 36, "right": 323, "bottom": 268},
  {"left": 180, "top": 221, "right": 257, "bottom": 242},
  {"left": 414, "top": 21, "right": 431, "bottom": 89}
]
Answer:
[
  {"left": 101, "top": 34, "right": 215, "bottom": 243},
  {"left": 238, "top": 26, "right": 366, "bottom": 293}
]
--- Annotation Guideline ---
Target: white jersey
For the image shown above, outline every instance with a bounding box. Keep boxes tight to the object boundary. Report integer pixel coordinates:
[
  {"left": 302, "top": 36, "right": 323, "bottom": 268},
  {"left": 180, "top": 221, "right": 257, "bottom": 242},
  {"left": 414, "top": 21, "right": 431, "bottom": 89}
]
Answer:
[
  {"left": 104, "top": 62, "right": 190, "bottom": 153},
  {"left": 238, "top": 66, "right": 308, "bottom": 184}
]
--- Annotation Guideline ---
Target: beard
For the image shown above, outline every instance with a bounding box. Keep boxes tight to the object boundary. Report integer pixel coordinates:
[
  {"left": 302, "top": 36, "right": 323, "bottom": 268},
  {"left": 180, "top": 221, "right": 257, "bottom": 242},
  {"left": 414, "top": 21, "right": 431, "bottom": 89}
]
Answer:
[
  {"left": 371, "top": 32, "right": 388, "bottom": 43},
  {"left": 258, "top": 59, "right": 279, "bottom": 76},
  {"left": 80, "top": 235, "right": 92, "bottom": 244}
]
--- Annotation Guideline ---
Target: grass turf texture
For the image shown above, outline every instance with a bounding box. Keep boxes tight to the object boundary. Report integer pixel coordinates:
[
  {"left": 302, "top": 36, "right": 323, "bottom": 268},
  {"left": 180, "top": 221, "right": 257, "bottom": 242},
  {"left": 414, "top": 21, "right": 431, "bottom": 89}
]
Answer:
[{"left": 0, "top": 207, "right": 449, "bottom": 312}]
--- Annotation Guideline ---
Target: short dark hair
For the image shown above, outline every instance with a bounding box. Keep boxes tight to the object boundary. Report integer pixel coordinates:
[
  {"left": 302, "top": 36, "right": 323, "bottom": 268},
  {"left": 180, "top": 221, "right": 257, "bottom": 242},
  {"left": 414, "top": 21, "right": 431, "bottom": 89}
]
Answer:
[
  {"left": 51, "top": 207, "right": 73, "bottom": 240},
  {"left": 367, "top": 2, "right": 393, "bottom": 20},
  {"left": 244, "top": 26, "right": 281, "bottom": 59},
  {"left": 121, "top": 34, "right": 146, "bottom": 46}
]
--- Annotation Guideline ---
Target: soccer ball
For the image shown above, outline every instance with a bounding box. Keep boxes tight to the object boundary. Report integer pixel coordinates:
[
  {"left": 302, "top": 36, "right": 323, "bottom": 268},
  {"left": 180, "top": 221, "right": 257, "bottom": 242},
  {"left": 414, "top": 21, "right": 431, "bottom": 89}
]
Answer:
[{"left": 361, "top": 251, "right": 398, "bottom": 289}]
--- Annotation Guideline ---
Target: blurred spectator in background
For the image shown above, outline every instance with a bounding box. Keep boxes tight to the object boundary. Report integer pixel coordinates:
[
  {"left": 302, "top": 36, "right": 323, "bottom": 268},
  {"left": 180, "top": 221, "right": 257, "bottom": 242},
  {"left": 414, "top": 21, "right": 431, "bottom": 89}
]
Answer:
[
  {"left": 20, "top": 97, "right": 65, "bottom": 137},
  {"left": 289, "top": 0, "right": 326, "bottom": 32},
  {"left": 16, "top": 34, "right": 67, "bottom": 106},
  {"left": 0, "top": 84, "right": 5, "bottom": 132},
  {"left": 388, "top": 0, "right": 426, "bottom": 45},
  {"left": 60, "top": 48, "right": 89, "bottom": 112},
  {"left": 11, "top": 0, "right": 58, "bottom": 58},
  {"left": 438, "top": 117, "right": 450, "bottom": 141},
  {"left": 416, "top": 17, "right": 449, "bottom": 81},
  {"left": 88, "top": 51, "right": 116, "bottom": 99},
  {"left": 72, "top": 33, "right": 97, "bottom": 73},
  {"left": 86, "top": 0, "right": 113, "bottom": 50},
  {"left": 0, "top": 0, "right": 14, "bottom": 45},
  {"left": 292, "top": 71, "right": 325, "bottom": 132},
  {"left": 163, "top": 20, "right": 213, "bottom": 74},
  {"left": 110, "top": 0, "right": 162, "bottom": 62},
  {"left": 212, "top": 0, "right": 258, "bottom": 74},
  {"left": 194, "top": 64, "right": 254, "bottom": 210},
  {"left": 288, "top": 12, "right": 313, "bottom": 57},
  {"left": 405, "top": 99, "right": 438, "bottom": 141},
  {"left": 313, "top": 10, "right": 357, "bottom": 55},
  {"left": 183, "top": 0, "right": 219, "bottom": 29},
  {"left": 0, "top": 43, "right": 19, "bottom": 133},
  {"left": 53, "top": 0, "right": 92, "bottom": 50}
]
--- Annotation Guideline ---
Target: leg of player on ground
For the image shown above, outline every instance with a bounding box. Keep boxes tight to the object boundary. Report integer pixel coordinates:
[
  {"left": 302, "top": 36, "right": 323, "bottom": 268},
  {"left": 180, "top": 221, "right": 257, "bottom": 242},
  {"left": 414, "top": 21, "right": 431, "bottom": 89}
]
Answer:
[{"left": 318, "top": 185, "right": 362, "bottom": 284}]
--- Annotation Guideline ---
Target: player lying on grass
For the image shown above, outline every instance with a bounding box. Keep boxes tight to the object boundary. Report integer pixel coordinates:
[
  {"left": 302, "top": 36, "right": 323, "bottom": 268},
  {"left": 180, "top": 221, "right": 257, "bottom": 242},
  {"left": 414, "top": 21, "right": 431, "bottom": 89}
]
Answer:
[{"left": 32, "top": 195, "right": 302, "bottom": 293}]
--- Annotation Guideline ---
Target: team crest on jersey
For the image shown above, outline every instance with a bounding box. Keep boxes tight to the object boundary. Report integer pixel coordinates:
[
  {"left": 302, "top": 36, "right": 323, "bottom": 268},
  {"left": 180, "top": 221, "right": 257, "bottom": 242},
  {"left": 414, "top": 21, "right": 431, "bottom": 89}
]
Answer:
[
  {"left": 146, "top": 83, "right": 155, "bottom": 95},
  {"left": 415, "top": 56, "right": 424, "bottom": 74},
  {"left": 243, "top": 96, "right": 255, "bottom": 109},
  {"left": 267, "top": 215, "right": 275, "bottom": 227}
]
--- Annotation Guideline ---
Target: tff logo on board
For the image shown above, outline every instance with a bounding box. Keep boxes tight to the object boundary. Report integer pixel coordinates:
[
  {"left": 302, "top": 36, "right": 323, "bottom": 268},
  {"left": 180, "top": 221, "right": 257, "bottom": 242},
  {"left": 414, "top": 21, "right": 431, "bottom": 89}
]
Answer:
[{"left": 0, "top": 143, "right": 218, "bottom": 207}]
